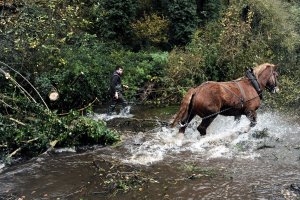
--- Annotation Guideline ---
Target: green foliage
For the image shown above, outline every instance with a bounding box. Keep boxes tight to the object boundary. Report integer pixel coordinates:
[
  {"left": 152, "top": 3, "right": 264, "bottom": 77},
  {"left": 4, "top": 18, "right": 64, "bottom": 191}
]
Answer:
[
  {"left": 264, "top": 74, "right": 300, "bottom": 112},
  {"left": 89, "top": 0, "right": 138, "bottom": 43},
  {"left": 0, "top": 0, "right": 90, "bottom": 73},
  {"left": 131, "top": 13, "right": 170, "bottom": 48},
  {"left": 166, "top": 47, "right": 206, "bottom": 86},
  {"left": 114, "top": 51, "right": 169, "bottom": 103},
  {"left": 216, "top": 3, "right": 273, "bottom": 79},
  {"left": 35, "top": 70, "right": 99, "bottom": 112},
  {"left": 0, "top": 98, "right": 119, "bottom": 160},
  {"left": 188, "top": 23, "right": 223, "bottom": 81},
  {"left": 246, "top": 0, "right": 300, "bottom": 110},
  {"left": 197, "top": 0, "right": 227, "bottom": 24},
  {"left": 167, "top": 0, "right": 198, "bottom": 46}
]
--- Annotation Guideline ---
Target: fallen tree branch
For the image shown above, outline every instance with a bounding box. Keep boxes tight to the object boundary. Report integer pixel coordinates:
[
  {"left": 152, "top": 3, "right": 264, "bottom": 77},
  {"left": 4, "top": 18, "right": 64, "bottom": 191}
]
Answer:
[
  {"left": 8, "top": 147, "right": 21, "bottom": 158},
  {"left": 8, "top": 137, "right": 39, "bottom": 158},
  {"left": 0, "top": 99, "right": 14, "bottom": 109},
  {"left": 21, "top": 137, "right": 39, "bottom": 144},
  {"left": 0, "top": 61, "right": 49, "bottom": 109},
  {"left": 9, "top": 117, "right": 26, "bottom": 126},
  {"left": 58, "top": 97, "right": 100, "bottom": 116}
]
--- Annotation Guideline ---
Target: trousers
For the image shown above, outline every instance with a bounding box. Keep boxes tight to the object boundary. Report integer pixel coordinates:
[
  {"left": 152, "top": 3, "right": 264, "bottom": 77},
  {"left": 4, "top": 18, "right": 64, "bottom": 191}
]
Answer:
[{"left": 107, "top": 93, "right": 127, "bottom": 114}]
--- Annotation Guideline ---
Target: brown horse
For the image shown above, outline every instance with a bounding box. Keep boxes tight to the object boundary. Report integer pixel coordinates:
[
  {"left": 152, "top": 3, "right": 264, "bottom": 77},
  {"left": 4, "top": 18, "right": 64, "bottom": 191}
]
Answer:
[{"left": 171, "top": 63, "right": 279, "bottom": 136}]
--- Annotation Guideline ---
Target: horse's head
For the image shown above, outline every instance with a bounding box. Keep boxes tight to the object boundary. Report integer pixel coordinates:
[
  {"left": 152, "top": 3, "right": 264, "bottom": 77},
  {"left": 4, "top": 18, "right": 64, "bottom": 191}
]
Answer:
[
  {"left": 253, "top": 63, "right": 279, "bottom": 94},
  {"left": 265, "top": 64, "right": 279, "bottom": 94}
]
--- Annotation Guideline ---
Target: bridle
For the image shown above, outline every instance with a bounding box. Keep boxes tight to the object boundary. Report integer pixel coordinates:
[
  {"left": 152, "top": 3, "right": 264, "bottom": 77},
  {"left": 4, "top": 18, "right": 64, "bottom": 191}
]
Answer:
[{"left": 265, "top": 69, "right": 279, "bottom": 93}]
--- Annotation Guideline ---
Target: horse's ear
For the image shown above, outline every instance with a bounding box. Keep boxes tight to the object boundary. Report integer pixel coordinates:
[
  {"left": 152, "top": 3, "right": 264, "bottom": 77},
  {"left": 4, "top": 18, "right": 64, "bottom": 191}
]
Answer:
[{"left": 273, "top": 64, "right": 279, "bottom": 70}]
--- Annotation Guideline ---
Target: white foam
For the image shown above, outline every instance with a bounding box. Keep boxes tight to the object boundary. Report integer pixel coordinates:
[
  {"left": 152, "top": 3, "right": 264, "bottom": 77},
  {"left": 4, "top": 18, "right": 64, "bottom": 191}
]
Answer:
[
  {"left": 54, "top": 147, "right": 76, "bottom": 153},
  {"left": 122, "top": 127, "right": 184, "bottom": 165},
  {"left": 92, "top": 106, "right": 133, "bottom": 121},
  {"left": 121, "top": 111, "right": 300, "bottom": 165},
  {"left": 0, "top": 163, "right": 4, "bottom": 173}
]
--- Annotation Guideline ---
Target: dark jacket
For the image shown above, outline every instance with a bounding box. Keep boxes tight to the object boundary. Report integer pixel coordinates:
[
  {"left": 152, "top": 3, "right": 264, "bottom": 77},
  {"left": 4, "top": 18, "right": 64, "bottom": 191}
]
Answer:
[{"left": 110, "top": 71, "right": 122, "bottom": 96}]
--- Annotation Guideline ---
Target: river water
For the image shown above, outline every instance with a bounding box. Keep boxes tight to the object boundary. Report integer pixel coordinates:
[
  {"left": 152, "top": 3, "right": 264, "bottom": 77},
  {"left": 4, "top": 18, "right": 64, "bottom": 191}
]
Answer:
[{"left": 0, "top": 106, "right": 300, "bottom": 199}]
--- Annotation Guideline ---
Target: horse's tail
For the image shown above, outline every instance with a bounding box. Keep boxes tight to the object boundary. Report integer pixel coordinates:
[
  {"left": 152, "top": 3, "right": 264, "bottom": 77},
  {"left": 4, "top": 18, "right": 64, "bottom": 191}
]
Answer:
[{"left": 171, "top": 88, "right": 196, "bottom": 128}]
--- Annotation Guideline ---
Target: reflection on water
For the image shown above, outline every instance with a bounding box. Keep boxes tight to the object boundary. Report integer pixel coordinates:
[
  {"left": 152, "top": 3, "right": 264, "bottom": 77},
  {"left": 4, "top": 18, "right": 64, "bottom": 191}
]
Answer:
[{"left": 0, "top": 108, "right": 300, "bottom": 199}]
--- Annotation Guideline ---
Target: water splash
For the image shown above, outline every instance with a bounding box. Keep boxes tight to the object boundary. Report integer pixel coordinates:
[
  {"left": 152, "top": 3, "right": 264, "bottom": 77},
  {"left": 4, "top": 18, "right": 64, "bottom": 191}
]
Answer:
[
  {"left": 0, "top": 163, "right": 4, "bottom": 173},
  {"left": 123, "top": 128, "right": 183, "bottom": 165},
  {"left": 92, "top": 106, "right": 133, "bottom": 121},
  {"left": 121, "top": 112, "right": 300, "bottom": 165}
]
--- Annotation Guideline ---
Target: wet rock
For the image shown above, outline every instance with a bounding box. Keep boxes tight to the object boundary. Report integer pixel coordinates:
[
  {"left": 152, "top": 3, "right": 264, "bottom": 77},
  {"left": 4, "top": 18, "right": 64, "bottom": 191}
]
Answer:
[
  {"left": 290, "top": 183, "right": 300, "bottom": 194},
  {"left": 256, "top": 138, "right": 277, "bottom": 150},
  {"left": 256, "top": 143, "right": 275, "bottom": 150},
  {"left": 252, "top": 128, "right": 269, "bottom": 139}
]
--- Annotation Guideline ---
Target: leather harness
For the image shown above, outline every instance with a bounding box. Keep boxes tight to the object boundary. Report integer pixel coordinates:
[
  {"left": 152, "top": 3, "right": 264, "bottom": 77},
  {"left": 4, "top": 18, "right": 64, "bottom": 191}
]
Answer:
[
  {"left": 219, "top": 68, "right": 262, "bottom": 108},
  {"left": 245, "top": 69, "right": 263, "bottom": 99}
]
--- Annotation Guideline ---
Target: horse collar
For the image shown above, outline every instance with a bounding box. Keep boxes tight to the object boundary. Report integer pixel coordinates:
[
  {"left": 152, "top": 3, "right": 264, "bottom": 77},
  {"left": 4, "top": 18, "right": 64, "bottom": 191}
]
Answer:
[{"left": 245, "top": 69, "right": 263, "bottom": 99}]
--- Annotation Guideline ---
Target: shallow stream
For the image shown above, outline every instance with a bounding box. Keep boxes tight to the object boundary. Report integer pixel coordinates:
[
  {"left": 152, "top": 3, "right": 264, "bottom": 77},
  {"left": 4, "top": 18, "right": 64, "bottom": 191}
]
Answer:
[{"left": 0, "top": 106, "right": 300, "bottom": 199}]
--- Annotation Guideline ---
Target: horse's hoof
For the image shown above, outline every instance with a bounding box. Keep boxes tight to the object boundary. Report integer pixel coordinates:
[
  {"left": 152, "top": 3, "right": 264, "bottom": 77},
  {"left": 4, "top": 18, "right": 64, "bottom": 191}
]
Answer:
[
  {"left": 199, "top": 129, "right": 206, "bottom": 136},
  {"left": 197, "top": 127, "right": 206, "bottom": 136},
  {"left": 179, "top": 127, "right": 186, "bottom": 133}
]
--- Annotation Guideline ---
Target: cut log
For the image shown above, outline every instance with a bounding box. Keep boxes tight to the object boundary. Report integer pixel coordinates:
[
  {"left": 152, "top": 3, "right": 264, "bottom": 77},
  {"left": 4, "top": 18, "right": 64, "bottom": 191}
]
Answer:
[{"left": 49, "top": 87, "right": 59, "bottom": 101}]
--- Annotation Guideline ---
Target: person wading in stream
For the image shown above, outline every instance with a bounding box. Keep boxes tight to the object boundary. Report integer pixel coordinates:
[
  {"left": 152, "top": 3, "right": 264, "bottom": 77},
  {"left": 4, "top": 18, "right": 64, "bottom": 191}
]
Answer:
[{"left": 107, "top": 66, "right": 129, "bottom": 115}]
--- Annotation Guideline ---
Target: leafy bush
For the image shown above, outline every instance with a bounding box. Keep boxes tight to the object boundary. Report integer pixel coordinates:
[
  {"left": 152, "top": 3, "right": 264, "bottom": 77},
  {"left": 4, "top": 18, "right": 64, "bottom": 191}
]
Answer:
[
  {"left": 88, "top": 0, "right": 138, "bottom": 44},
  {"left": 0, "top": 97, "right": 119, "bottom": 161},
  {"left": 131, "top": 13, "right": 170, "bottom": 48},
  {"left": 167, "top": 0, "right": 198, "bottom": 46}
]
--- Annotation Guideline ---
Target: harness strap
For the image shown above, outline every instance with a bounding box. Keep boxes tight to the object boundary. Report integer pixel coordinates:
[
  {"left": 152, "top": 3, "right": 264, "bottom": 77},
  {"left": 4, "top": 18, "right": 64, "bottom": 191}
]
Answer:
[
  {"left": 234, "top": 81, "right": 246, "bottom": 107},
  {"left": 219, "top": 83, "right": 244, "bottom": 107}
]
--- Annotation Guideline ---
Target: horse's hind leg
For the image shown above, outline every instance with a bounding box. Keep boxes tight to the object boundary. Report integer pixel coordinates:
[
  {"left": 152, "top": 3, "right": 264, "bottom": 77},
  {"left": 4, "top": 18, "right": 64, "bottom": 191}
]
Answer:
[
  {"left": 197, "top": 115, "right": 217, "bottom": 136},
  {"left": 179, "top": 113, "right": 196, "bottom": 133}
]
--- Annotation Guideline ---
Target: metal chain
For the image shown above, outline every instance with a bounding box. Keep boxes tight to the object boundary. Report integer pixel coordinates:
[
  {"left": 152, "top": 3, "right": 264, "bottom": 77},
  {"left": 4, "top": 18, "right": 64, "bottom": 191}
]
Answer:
[{"left": 201, "top": 107, "right": 233, "bottom": 120}]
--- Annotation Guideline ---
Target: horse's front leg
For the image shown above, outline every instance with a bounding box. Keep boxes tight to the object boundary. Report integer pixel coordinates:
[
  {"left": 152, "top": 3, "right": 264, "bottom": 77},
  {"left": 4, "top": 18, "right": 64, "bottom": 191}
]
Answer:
[
  {"left": 245, "top": 110, "right": 257, "bottom": 132},
  {"left": 197, "top": 115, "right": 217, "bottom": 136}
]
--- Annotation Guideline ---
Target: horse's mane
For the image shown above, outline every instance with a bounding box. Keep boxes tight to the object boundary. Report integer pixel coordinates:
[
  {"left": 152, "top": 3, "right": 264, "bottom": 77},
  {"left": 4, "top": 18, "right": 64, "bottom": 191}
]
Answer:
[{"left": 253, "top": 63, "right": 274, "bottom": 77}]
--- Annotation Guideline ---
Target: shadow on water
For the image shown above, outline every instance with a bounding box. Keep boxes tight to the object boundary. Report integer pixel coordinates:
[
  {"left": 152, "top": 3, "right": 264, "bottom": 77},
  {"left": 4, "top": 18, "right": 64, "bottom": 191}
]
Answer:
[{"left": 0, "top": 105, "right": 300, "bottom": 199}]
